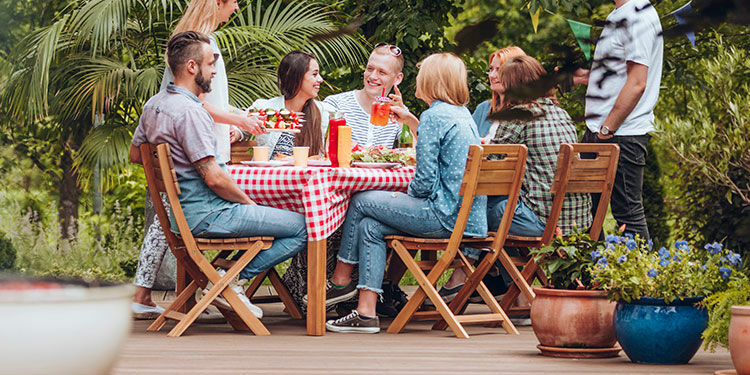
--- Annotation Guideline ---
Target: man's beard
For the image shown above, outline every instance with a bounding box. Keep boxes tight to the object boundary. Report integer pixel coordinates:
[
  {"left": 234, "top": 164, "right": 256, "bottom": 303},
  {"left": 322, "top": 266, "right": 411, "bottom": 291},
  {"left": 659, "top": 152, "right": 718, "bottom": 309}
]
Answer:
[{"left": 195, "top": 67, "right": 213, "bottom": 94}]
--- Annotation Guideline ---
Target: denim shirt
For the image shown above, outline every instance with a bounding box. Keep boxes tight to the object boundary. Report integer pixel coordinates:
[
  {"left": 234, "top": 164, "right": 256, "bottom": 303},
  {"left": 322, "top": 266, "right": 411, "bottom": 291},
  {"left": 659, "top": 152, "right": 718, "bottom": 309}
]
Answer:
[
  {"left": 471, "top": 100, "right": 493, "bottom": 138},
  {"left": 132, "top": 84, "right": 237, "bottom": 233},
  {"left": 408, "top": 100, "right": 487, "bottom": 237}
]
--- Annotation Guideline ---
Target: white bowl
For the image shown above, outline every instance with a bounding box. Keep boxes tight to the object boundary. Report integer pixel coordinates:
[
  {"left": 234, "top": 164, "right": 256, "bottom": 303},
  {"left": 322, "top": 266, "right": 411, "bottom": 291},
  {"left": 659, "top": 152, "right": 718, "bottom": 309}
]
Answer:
[{"left": 0, "top": 281, "right": 134, "bottom": 375}]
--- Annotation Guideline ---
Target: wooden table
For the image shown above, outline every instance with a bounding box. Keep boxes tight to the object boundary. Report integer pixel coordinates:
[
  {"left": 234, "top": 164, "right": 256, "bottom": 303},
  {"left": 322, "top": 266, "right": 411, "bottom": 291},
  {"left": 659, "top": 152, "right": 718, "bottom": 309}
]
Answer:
[{"left": 228, "top": 165, "right": 415, "bottom": 335}]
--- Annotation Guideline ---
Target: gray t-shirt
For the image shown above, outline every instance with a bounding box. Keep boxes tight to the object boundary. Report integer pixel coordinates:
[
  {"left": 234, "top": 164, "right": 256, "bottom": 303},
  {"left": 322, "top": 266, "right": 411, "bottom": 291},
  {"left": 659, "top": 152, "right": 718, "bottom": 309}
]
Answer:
[{"left": 132, "top": 84, "right": 237, "bottom": 232}]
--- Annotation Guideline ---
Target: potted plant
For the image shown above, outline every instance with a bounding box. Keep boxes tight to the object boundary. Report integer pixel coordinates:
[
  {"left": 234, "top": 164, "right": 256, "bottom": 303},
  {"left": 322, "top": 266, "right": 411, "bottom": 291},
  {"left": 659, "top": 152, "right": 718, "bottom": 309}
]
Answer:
[
  {"left": 703, "top": 277, "right": 750, "bottom": 375},
  {"left": 590, "top": 238, "right": 747, "bottom": 365},
  {"left": 0, "top": 275, "right": 134, "bottom": 374},
  {"left": 528, "top": 228, "right": 620, "bottom": 358}
]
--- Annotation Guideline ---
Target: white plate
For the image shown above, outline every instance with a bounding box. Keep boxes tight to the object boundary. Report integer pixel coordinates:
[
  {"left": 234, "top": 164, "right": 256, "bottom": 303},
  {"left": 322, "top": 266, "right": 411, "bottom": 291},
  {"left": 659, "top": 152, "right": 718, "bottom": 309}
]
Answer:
[
  {"left": 307, "top": 159, "right": 332, "bottom": 167},
  {"left": 264, "top": 128, "right": 300, "bottom": 133},
  {"left": 350, "top": 161, "right": 401, "bottom": 169},
  {"left": 240, "top": 160, "right": 294, "bottom": 167}
]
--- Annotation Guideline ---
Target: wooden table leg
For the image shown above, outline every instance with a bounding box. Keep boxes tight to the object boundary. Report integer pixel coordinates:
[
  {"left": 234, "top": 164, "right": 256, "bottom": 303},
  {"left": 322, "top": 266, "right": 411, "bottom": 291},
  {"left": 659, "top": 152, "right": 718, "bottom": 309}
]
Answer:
[{"left": 306, "top": 239, "right": 327, "bottom": 336}]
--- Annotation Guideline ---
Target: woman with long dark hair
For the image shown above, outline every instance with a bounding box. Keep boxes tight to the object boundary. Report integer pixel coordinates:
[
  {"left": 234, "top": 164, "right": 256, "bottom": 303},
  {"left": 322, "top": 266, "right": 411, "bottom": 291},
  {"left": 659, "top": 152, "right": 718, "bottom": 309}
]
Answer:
[{"left": 253, "top": 50, "right": 334, "bottom": 158}]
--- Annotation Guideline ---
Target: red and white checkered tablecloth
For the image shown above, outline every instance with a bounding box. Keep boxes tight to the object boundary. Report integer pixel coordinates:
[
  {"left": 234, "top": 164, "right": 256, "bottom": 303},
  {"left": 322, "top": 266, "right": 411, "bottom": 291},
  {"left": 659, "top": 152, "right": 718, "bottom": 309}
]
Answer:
[{"left": 227, "top": 166, "right": 416, "bottom": 241}]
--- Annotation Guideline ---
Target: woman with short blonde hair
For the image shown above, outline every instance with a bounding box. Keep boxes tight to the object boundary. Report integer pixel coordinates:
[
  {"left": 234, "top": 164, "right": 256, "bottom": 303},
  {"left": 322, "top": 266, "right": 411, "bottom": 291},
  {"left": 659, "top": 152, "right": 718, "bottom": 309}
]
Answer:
[{"left": 320, "top": 52, "right": 487, "bottom": 333}]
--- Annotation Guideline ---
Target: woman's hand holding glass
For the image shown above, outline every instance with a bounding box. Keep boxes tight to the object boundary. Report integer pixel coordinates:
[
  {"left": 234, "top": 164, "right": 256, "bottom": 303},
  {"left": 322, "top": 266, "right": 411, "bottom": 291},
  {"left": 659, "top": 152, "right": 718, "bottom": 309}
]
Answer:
[{"left": 389, "top": 105, "right": 419, "bottom": 129}]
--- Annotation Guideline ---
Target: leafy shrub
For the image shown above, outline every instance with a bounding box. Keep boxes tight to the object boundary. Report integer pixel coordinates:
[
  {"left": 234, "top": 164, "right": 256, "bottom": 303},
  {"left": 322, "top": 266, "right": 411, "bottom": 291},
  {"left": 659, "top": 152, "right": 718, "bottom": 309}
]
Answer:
[
  {"left": 702, "top": 278, "right": 750, "bottom": 351},
  {"left": 0, "top": 232, "right": 16, "bottom": 270},
  {"left": 530, "top": 228, "right": 604, "bottom": 290},
  {"left": 656, "top": 39, "right": 750, "bottom": 252}
]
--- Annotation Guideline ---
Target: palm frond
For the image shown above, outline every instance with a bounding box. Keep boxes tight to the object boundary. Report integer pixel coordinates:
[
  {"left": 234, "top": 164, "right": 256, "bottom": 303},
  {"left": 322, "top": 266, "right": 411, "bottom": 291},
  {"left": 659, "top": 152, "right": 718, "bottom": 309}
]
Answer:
[
  {"left": 74, "top": 121, "right": 133, "bottom": 190},
  {"left": 68, "top": 0, "right": 138, "bottom": 55}
]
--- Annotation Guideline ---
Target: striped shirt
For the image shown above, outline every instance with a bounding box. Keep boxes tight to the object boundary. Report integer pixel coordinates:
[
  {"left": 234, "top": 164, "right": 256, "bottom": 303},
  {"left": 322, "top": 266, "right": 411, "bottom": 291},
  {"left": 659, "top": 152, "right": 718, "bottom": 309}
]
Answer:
[
  {"left": 323, "top": 90, "right": 400, "bottom": 147},
  {"left": 490, "top": 98, "right": 592, "bottom": 235}
]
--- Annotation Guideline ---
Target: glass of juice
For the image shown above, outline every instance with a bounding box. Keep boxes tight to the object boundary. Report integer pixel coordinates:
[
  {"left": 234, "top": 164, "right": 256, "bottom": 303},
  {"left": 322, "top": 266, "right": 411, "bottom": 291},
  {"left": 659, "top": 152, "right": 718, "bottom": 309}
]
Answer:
[{"left": 370, "top": 97, "right": 390, "bottom": 126}]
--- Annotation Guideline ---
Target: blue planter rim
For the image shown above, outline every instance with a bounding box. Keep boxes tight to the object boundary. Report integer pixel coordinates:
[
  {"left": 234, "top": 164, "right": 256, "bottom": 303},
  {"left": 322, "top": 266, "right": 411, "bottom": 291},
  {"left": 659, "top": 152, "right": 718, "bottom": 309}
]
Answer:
[{"left": 623, "top": 296, "right": 704, "bottom": 306}]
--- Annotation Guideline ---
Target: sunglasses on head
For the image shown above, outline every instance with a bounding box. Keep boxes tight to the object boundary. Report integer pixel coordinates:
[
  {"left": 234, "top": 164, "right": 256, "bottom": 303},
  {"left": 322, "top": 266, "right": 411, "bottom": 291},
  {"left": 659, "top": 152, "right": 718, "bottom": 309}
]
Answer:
[{"left": 374, "top": 42, "right": 402, "bottom": 57}]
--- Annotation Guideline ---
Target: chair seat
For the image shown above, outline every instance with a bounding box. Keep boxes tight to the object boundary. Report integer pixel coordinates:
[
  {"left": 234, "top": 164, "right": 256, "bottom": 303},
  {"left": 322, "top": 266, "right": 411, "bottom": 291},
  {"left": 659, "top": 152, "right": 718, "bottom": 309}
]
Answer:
[
  {"left": 505, "top": 234, "right": 542, "bottom": 247},
  {"left": 195, "top": 236, "right": 274, "bottom": 244},
  {"left": 386, "top": 235, "right": 489, "bottom": 244}
]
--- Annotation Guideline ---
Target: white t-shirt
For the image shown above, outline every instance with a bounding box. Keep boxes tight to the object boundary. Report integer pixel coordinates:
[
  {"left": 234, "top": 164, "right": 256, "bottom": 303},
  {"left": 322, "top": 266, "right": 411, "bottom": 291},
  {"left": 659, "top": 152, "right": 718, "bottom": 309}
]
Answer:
[
  {"left": 161, "top": 35, "right": 232, "bottom": 163},
  {"left": 585, "top": 0, "right": 663, "bottom": 136},
  {"left": 323, "top": 90, "right": 400, "bottom": 147}
]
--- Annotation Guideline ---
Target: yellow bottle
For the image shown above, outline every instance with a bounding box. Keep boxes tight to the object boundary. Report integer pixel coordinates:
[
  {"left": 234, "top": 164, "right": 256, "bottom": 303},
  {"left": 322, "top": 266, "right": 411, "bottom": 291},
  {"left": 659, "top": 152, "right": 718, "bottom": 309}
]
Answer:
[{"left": 337, "top": 126, "right": 352, "bottom": 168}]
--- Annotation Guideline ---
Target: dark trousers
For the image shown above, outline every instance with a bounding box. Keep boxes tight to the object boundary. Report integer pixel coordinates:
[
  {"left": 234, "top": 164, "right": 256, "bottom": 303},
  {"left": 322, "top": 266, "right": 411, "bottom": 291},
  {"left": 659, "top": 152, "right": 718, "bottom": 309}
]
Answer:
[{"left": 582, "top": 129, "right": 651, "bottom": 242}]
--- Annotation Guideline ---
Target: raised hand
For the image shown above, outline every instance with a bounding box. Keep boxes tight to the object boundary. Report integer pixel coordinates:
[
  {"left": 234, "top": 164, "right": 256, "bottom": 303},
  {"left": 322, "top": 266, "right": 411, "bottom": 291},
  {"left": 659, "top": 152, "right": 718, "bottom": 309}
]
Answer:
[{"left": 388, "top": 85, "right": 405, "bottom": 108}]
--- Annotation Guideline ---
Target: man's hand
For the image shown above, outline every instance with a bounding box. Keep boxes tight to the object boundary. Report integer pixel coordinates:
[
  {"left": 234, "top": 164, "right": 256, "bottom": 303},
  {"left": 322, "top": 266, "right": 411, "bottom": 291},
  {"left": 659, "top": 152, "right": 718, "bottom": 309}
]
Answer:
[
  {"left": 596, "top": 132, "right": 614, "bottom": 140},
  {"left": 129, "top": 144, "right": 143, "bottom": 164},
  {"left": 388, "top": 85, "right": 405, "bottom": 108},
  {"left": 573, "top": 68, "right": 590, "bottom": 86},
  {"left": 193, "top": 156, "right": 256, "bottom": 205}
]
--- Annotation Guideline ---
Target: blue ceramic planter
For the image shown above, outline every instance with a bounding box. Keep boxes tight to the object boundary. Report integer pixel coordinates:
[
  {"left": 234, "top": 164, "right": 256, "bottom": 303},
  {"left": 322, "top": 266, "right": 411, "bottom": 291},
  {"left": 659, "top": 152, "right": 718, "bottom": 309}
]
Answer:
[{"left": 613, "top": 297, "right": 708, "bottom": 364}]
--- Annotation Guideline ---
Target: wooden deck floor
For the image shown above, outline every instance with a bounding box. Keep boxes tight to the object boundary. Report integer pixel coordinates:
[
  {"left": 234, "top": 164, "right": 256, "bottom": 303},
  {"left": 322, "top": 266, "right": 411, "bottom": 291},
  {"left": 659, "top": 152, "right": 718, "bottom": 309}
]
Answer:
[{"left": 112, "top": 289, "right": 733, "bottom": 375}]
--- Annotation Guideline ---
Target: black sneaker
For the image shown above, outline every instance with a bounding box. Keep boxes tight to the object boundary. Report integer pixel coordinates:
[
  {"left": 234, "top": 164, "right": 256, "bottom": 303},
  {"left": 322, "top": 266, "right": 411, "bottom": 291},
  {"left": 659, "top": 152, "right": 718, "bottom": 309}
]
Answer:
[
  {"left": 376, "top": 279, "right": 405, "bottom": 318},
  {"left": 423, "top": 284, "right": 464, "bottom": 307},
  {"left": 469, "top": 272, "right": 509, "bottom": 303},
  {"left": 302, "top": 279, "right": 357, "bottom": 307},
  {"left": 325, "top": 310, "right": 380, "bottom": 333}
]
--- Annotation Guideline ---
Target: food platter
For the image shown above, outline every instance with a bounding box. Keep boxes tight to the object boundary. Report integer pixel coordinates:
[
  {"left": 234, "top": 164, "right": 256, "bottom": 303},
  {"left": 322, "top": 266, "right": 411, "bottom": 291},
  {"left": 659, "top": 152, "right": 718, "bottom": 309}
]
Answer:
[{"left": 263, "top": 128, "right": 300, "bottom": 133}]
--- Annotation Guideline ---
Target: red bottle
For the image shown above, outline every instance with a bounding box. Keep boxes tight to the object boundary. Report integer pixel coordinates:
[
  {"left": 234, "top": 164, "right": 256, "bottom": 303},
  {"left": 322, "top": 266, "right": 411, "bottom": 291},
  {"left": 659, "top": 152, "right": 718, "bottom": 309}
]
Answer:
[{"left": 327, "top": 112, "right": 346, "bottom": 167}]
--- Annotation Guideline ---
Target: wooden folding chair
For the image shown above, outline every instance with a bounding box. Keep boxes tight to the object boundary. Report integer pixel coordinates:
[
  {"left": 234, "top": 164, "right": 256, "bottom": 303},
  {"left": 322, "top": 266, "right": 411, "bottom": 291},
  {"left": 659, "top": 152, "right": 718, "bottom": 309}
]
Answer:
[
  {"left": 385, "top": 144, "right": 527, "bottom": 338},
  {"left": 229, "top": 139, "right": 256, "bottom": 164},
  {"left": 139, "top": 143, "right": 302, "bottom": 337},
  {"left": 495, "top": 143, "right": 620, "bottom": 319}
]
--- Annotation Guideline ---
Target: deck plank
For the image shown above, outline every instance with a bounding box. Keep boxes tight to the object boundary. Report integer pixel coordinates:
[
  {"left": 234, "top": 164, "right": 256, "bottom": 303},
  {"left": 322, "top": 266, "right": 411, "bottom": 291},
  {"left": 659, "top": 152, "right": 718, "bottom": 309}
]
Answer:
[{"left": 114, "top": 290, "right": 732, "bottom": 375}]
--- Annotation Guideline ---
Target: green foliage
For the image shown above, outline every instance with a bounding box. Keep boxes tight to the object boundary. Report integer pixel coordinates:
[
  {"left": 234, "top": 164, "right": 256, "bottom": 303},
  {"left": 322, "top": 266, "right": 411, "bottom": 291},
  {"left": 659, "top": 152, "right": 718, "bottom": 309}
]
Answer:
[
  {"left": 701, "top": 278, "right": 750, "bottom": 351},
  {"left": 591, "top": 236, "right": 748, "bottom": 303},
  {"left": 642, "top": 141, "right": 670, "bottom": 247},
  {"left": 656, "top": 37, "right": 750, "bottom": 252},
  {"left": 0, "top": 232, "right": 16, "bottom": 270},
  {"left": 529, "top": 228, "right": 604, "bottom": 290}
]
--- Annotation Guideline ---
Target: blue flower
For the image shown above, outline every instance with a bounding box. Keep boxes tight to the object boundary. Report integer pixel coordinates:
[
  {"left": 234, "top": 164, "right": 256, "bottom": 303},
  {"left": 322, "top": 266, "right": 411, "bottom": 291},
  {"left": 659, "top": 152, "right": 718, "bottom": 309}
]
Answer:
[
  {"left": 719, "top": 267, "right": 732, "bottom": 279},
  {"left": 605, "top": 234, "right": 619, "bottom": 244},
  {"left": 606, "top": 243, "right": 615, "bottom": 250},
  {"left": 726, "top": 251, "right": 742, "bottom": 266},
  {"left": 647, "top": 239, "right": 654, "bottom": 250},
  {"left": 658, "top": 247, "right": 670, "bottom": 259},
  {"left": 624, "top": 233, "right": 634, "bottom": 239},
  {"left": 660, "top": 259, "right": 671, "bottom": 267},
  {"left": 701, "top": 264, "right": 708, "bottom": 271},
  {"left": 617, "top": 255, "right": 627, "bottom": 264},
  {"left": 648, "top": 268, "right": 658, "bottom": 277},
  {"left": 675, "top": 240, "right": 690, "bottom": 252},
  {"left": 597, "top": 257, "right": 609, "bottom": 268},
  {"left": 625, "top": 239, "right": 637, "bottom": 251},
  {"left": 673, "top": 254, "right": 682, "bottom": 262},
  {"left": 704, "top": 242, "right": 723, "bottom": 255},
  {"left": 590, "top": 250, "right": 601, "bottom": 260}
]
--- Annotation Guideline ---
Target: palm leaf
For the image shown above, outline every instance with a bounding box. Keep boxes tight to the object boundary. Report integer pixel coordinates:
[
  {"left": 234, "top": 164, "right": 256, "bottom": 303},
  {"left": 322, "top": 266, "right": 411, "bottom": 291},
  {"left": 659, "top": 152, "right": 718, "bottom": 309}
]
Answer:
[
  {"left": 68, "top": 0, "right": 138, "bottom": 55},
  {"left": 74, "top": 121, "right": 134, "bottom": 189}
]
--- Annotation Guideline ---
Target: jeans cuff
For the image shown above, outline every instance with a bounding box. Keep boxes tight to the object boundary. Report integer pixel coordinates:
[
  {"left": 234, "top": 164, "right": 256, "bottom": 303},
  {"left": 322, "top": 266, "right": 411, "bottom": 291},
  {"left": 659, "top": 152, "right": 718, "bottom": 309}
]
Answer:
[
  {"left": 337, "top": 256, "right": 358, "bottom": 265},
  {"left": 357, "top": 285, "right": 384, "bottom": 295}
]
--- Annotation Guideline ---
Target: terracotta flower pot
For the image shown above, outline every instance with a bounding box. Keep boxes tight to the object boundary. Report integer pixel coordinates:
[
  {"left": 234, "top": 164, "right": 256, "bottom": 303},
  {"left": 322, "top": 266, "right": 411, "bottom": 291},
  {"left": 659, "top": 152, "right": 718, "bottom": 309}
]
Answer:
[
  {"left": 730, "top": 305, "right": 750, "bottom": 375},
  {"left": 530, "top": 287, "right": 619, "bottom": 358}
]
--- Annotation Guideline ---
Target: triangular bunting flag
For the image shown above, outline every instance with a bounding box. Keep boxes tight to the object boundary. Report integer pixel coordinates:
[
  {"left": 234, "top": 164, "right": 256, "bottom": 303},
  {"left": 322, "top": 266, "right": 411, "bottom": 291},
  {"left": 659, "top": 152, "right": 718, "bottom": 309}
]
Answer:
[
  {"left": 672, "top": 1, "right": 696, "bottom": 48},
  {"left": 530, "top": 7, "right": 541, "bottom": 33},
  {"left": 567, "top": 20, "right": 592, "bottom": 60}
]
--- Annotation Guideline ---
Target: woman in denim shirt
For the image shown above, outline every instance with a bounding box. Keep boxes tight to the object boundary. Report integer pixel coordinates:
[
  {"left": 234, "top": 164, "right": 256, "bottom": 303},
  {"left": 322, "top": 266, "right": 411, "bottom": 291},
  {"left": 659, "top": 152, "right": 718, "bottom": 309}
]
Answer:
[{"left": 321, "top": 53, "right": 487, "bottom": 333}]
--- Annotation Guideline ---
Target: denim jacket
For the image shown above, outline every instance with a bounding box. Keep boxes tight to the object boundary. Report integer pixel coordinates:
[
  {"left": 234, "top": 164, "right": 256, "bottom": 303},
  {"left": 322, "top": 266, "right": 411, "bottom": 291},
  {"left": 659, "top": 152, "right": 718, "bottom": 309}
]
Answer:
[{"left": 408, "top": 100, "right": 487, "bottom": 237}]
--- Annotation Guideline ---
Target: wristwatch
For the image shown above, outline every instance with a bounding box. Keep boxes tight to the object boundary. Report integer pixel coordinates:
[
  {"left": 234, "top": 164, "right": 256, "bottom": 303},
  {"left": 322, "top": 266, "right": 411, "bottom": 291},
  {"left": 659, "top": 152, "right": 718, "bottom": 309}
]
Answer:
[{"left": 600, "top": 126, "right": 612, "bottom": 136}]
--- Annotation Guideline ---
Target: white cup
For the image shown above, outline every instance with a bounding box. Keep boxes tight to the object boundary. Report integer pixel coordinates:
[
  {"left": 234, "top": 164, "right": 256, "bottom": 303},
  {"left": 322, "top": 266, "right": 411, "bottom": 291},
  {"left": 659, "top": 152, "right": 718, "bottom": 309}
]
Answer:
[
  {"left": 293, "top": 147, "right": 309, "bottom": 167},
  {"left": 253, "top": 146, "right": 269, "bottom": 161}
]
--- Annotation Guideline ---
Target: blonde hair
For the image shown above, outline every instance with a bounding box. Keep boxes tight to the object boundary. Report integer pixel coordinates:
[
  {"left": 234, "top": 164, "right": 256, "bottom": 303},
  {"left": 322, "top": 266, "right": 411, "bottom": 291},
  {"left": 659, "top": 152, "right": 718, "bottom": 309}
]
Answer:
[
  {"left": 416, "top": 53, "right": 469, "bottom": 106},
  {"left": 489, "top": 46, "right": 527, "bottom": 113},
  {"left": 371, "top": 44, "right": 404, "bottom": 72},
  {"left": 171, "top": 0, "right": 226, "bottom": 37}
]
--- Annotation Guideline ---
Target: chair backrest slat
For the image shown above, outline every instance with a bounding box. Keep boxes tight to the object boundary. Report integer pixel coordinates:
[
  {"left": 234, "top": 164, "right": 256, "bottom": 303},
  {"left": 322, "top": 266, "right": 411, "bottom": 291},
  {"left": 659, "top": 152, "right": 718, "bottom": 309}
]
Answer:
[{"left": 541, "top": 143, "right": 620, "bottom": 243}]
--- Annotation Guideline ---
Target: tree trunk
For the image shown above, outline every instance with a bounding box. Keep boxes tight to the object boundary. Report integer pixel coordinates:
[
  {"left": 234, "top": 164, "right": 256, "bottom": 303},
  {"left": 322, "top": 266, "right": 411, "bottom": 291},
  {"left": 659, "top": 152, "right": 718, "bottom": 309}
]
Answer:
[{"left": 58, "top": 144, "right": 80, "bottom": 239}]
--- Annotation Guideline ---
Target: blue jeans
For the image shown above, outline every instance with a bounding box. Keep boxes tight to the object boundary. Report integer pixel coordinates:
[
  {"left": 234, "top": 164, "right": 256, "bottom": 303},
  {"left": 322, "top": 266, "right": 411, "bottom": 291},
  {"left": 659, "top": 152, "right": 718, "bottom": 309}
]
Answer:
[
  {"left": 192, "top": 204, "right": 307, "bottom": 280},
  {"left": 463, "top": 196, "right": 545, "bottom": 260},
  {"left": 338, "top": 190, "right": 451, "bottom": 293}
]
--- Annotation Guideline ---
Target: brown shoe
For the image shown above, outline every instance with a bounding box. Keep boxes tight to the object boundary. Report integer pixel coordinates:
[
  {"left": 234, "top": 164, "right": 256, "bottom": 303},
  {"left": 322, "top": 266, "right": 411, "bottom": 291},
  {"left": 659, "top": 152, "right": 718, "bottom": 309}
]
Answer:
[{"left": 303, "top": 279, "right": 357, "bottom": 307}]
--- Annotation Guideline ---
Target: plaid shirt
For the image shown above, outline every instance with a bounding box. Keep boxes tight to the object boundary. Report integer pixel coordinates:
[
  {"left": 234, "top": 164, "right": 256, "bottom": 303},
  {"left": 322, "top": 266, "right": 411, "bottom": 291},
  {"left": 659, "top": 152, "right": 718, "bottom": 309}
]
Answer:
[{"left": 490, "top": 98, "right": 592, "bottom": 234}]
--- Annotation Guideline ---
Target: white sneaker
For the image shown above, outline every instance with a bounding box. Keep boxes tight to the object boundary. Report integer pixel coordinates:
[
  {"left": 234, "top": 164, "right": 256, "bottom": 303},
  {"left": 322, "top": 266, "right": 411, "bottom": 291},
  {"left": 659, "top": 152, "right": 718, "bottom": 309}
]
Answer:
[
  {"left": 131, "top": 302, "right": 166, "bottom": 320},
  {"left": 195, "top": 269, "right": 263, "bottom": 319}
]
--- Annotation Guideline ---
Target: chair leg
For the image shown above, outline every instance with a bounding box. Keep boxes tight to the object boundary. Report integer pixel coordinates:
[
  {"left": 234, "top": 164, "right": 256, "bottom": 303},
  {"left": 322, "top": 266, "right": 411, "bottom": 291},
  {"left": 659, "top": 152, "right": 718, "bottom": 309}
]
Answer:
[
  {"left": 386, "top": 241, "right": 469, "bottom": 339},
  {"left": 244, "top": 269, "right": 270, "bottom": 298},
  {"left": 500, "top": 257, "right": 540, "bottom": 315},
  {"left": 267, "top": 268, "right": 303, "bottom": 319},
  {"left": 148, "top": 281, "right": 199, "bottom": 332},
  {"left": 167, "top": 282, "right": 223, "bottom": 337}
]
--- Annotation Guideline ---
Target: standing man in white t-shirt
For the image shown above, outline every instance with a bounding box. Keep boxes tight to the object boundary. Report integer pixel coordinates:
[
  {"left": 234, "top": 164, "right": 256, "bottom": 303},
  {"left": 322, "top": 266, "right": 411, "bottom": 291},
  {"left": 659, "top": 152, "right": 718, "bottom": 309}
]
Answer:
[
  {"left": 324, "top": 43, "right": 412, "bottom": 147},
  {"left": 573, "top": 0, "right": 663, "bottom": 241}
]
